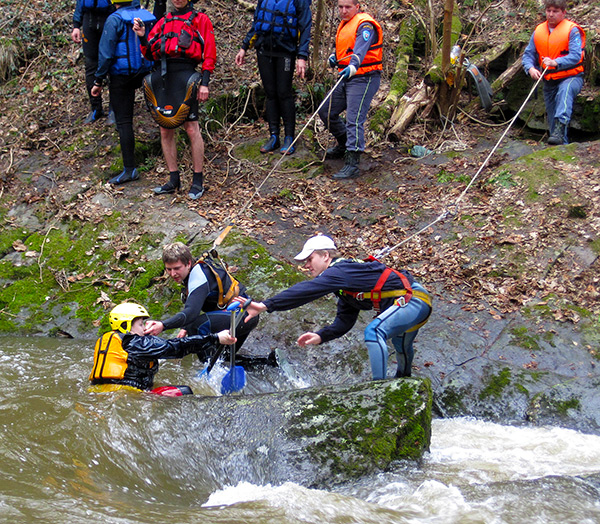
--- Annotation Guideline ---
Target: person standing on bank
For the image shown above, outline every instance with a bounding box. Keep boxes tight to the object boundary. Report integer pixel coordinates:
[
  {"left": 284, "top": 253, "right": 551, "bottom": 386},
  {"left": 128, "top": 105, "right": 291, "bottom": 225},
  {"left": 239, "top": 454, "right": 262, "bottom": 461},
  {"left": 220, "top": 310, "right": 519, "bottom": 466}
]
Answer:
[
  {"left": 234, "top": 0, "right": 312, "bottom": 156},
  {"left": 239, "top": 235, "right": 432, "bottom": 380},
  {"left": 72, "top": 0, "right": 115, "bottom": 123},
  {"left": 91, "top": 0, "right": 156, "bottom": 185},
  {"left": 318, "top": 0, "right": 382, "bottom": 179},
  {"left": 522, "top": 0, "right": 585, "bottom": 146},
  {"left": 134, "top": 0, "right": 216, "bottom": 199}
]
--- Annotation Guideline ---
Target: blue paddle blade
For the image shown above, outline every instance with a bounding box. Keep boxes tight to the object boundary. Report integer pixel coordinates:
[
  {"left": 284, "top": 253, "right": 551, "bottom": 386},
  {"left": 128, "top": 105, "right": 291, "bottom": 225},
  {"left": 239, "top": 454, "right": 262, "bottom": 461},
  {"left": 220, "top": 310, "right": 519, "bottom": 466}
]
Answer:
[{"left": 220, "top": 365, "right": 246, "bottom": 394}]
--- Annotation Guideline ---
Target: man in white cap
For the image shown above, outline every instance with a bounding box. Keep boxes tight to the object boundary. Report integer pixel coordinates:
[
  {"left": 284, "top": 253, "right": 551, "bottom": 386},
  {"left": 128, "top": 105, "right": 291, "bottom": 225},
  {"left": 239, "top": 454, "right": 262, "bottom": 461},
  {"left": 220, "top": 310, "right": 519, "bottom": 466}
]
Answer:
[{"left": 241, "top": 234, "right": 432, "bottom": 379}]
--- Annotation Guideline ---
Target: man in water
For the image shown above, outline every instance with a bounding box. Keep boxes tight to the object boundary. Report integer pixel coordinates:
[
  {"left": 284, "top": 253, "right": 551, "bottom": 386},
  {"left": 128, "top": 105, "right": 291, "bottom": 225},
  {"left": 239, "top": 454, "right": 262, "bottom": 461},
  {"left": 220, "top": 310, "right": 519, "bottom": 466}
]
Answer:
[{"left": 143, "top": 243, "right": 259, "bottom": 356}]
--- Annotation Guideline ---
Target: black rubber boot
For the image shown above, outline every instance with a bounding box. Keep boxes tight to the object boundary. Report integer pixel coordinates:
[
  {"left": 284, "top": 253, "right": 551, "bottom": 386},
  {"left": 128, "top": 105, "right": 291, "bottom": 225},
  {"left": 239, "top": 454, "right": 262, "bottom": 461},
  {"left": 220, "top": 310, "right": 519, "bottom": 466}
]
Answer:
[
  {"left": 325, "top": 134, "right": 347, "bottom": 159},
  {"left": 333, "top": 151, "right": 361, "bottom": 179},
  {"left": 547, "top": 119, "right": 566, "bottom": 145},
  {"left": 260, "top": 134, "right": 280, "bottom": 153}
]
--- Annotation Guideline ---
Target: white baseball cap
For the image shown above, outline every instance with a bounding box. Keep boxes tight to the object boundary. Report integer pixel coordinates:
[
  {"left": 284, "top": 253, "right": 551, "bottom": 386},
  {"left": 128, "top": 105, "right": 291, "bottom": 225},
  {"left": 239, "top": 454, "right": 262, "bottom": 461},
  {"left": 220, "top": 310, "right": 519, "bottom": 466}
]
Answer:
[{"left": 294, "top": 235, "right": 337, "bottom": 261}]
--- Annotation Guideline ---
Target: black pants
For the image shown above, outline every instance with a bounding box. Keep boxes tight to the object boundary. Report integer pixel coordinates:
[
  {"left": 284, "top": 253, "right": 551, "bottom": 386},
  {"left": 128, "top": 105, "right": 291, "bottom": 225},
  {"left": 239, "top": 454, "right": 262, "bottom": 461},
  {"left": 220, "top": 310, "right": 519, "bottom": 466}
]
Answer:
[
  {"left": 81, "top": 11, "right": 109, "bottom": 111},
  {"left": 192, "top": 310, "right": 260, "bottom": 355},
  {"left": 257, "top": 51, "right": 296, "bottom": 137},
  {"left": 109, "top": 73, "right": 144, "bottom": 169}
]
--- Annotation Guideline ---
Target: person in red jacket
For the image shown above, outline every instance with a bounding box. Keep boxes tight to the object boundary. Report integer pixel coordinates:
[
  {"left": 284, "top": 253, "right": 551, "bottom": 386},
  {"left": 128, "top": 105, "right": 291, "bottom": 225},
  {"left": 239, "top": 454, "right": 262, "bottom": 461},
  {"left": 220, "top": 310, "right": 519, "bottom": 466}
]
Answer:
[
  {"left": 522, "top": 0, "right": 585, "bottom": 145},
  {"left": 134, "top": 0, "right": 216, "bottom": 199}
]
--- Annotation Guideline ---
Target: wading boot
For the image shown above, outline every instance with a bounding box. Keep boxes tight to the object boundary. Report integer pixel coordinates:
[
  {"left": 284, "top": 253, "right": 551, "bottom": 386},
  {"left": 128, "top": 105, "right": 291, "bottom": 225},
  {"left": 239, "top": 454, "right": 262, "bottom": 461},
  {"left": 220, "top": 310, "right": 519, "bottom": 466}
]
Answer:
[
  {"left": 108, "top": 168, "right": 139, "bottom": 185},
  {"left": 325, "top": 134, "right": 347, "bottom": 159},
  {"left": 280, "top": 136, "right": 295, "bottom": 155},
  {"left": 547, "top": 119, "right": 566, "bottom": 145},
  {"left": 260, "top": 134, "right": 280, "bottom": 153},
  {"left": 333, "top": 150, "right": 361, "bottom": 179}
]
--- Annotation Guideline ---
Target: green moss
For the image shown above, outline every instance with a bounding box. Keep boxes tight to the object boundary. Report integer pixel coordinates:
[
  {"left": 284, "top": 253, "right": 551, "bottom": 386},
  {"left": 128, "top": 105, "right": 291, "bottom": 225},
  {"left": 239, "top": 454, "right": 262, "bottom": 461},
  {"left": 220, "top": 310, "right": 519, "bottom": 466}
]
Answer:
[
  {"left": 554, "top": 397, "right": 580, "bottom": 415},
  {"left": 479, "top": 367, "right": 512, "bottom": 400},
  {"left": 286, "top": 379, "right": 431, "bottom": 477},
  {"left": 509, "top": 325, "right": 541, "bottom": 351},
  {"left": 438, "top": 384, "right": 468, "bottom": 415}
]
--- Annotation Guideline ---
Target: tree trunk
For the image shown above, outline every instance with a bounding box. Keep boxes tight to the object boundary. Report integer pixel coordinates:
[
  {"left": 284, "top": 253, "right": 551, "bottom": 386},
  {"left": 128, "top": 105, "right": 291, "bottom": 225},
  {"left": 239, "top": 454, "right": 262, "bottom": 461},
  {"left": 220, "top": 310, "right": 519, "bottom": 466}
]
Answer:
[
  {"left": 311, "top": 0, "right": 326, "bottom": 73},
  {"left": 369, "top": 18, "right": 417, "bottom": 136},
  {"left": 387, "top": 81, "right": 437, "bottom": 141}
]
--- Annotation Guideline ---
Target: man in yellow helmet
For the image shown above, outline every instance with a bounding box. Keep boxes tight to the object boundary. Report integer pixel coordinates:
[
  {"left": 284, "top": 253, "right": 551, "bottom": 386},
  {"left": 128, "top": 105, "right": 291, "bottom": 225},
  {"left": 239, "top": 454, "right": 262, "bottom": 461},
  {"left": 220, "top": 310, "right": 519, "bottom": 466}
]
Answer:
[{"left": 90, "top": 302, "right": 235, "bottom": 394}]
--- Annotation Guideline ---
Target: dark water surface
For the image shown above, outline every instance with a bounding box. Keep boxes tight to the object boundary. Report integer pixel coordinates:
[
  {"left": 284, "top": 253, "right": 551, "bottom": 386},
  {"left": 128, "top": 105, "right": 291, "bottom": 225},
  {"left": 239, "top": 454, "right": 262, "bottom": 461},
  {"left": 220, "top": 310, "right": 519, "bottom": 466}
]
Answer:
[{"left": 1, "top": 337, "right": 599, "bottom": 523}]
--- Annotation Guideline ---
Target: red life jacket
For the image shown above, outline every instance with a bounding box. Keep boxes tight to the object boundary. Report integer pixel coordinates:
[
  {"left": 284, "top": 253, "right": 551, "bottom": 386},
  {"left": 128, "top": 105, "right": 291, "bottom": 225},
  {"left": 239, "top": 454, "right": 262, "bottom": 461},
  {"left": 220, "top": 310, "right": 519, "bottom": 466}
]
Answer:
[
  {"left": 533, "top": 19, "right": 585, "bottom": 81},
  {"left": 336, "top": 13, "right": 383, "bottom": 76},
  {"left": 147, "top": 9, "right": 205, "bottom": 63}
]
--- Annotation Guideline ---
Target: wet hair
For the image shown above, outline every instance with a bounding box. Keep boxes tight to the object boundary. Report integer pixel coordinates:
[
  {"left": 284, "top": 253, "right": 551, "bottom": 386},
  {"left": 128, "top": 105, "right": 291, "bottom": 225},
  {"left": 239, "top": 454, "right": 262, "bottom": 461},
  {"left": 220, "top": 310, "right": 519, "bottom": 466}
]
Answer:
[
  {"left": 162, "top": 242, "right": 193, "bottom": 265},
  {"left": 544, "top": 0, "right": 566, "bottom": 11}
]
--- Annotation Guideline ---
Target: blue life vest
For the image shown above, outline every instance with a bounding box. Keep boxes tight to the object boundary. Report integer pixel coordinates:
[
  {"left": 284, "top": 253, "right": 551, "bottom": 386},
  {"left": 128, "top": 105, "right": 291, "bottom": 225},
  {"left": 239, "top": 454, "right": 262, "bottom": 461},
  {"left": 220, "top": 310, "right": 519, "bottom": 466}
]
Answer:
[
  {"left": 253, "top": 0, "right": 298, "bottom": 38},
  {"left": 111, "top": 7, "right": 156, "bottom": 76},
  {"left": 81, "top": 0, "right": 113, "bottom": 12}
]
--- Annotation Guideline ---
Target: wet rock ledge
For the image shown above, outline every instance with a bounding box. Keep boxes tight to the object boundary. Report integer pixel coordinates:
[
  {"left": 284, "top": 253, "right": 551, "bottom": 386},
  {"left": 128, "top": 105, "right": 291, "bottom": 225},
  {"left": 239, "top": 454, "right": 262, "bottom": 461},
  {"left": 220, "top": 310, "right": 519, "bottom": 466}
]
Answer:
[{"left": 189, "top": 377, "right": 432, "bottom": 488}]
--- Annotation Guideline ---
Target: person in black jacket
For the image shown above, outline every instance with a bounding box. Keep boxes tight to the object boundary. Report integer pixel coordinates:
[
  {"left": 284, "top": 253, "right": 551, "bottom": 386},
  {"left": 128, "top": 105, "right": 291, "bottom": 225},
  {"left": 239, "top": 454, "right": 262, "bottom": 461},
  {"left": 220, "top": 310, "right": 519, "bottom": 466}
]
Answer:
[
  {"left": 72, "top": 0, "right": 115, "bottom": 123},
  {"left": 90, "top": 302, "right": 235, "bottom": 393},
  {"left": 234, "top": 0, "right": 312, "bottom": 155},
  {"left": 143, "top": 242, "right": 259, "bottom": 354},
  {"left": 91, "top": 0, "right": 156, "bottom": 185},
  {"left": 241, "top": 235, "right": 432, "bottom": 379}
]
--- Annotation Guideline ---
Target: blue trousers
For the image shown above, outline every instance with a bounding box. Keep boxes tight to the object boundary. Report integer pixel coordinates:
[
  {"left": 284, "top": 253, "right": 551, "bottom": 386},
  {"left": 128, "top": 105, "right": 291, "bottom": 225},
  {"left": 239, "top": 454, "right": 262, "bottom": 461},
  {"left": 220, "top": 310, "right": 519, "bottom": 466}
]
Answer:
[
  {"left": 543, "top": 75, "right": 583, "bottom": 144},
  {"left": 318, "top": 73, "right": 380, "bottom": 152},
  {"left": 364, "top": 283, "right": 431, "bottom": 380}
]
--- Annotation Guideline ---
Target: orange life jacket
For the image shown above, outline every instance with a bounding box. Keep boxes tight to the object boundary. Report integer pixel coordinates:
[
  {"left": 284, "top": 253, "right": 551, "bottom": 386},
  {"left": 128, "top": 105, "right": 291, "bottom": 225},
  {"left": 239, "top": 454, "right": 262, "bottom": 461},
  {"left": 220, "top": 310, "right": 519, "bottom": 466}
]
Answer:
[
  {"left": 336, "top": 13, "right": 383, "bottom": 76},
  {"left": 533, "top": 19, "right": 585, "bottom": 81},
  {"left": 90, "top": 331, "right": 128, "bottom": 381}
]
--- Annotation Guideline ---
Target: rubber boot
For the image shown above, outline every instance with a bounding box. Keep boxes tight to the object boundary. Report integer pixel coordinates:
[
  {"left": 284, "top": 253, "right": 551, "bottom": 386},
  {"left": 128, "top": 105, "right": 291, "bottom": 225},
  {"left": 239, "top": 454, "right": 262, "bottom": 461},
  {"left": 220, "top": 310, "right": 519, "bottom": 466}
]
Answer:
[
  {"left": 280, "top": 136, "right": 295, "bottom": 155},
  {"left": 109, "top": 167, "right": 139, "bottom": 185},
  {"left": 260, "top": 134, "right": 280, "bottom": 153},
  {"left": 547, "top": 119, "right": 566, "bottom": 145},
  {"left": 333, "top": 151, "right": 361, "bottom": 179},
  {"left": 325, "top": 134, "right": 347, "bottom": 159},
  {"left": 153, "top": 171, "right": 180, "bottom": 194}
]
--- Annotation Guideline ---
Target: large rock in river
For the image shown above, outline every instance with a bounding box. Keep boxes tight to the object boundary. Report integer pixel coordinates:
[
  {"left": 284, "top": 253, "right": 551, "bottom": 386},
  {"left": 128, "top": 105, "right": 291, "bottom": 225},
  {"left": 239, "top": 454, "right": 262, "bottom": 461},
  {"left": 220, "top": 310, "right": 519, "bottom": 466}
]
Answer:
[{"left": 180, "top": 377, "right": 432, "bottom": 488}]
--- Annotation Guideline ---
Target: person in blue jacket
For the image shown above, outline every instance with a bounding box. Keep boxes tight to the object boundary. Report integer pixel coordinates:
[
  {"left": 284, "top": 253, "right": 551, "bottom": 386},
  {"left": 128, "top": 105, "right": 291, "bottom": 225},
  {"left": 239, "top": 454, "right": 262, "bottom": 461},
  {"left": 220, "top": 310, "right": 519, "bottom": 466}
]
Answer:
[
  {"left": 234, "top": 0, "right": 312, "bottom": 155},
  {"left": 90, "top": 0, "right": 156, "bottom": 185},
  {"left": 72, "top": 0, "right": 115, "bottom": 123},
  {"left": 240, "top": 234, "right": 432, "bottom": 380}
]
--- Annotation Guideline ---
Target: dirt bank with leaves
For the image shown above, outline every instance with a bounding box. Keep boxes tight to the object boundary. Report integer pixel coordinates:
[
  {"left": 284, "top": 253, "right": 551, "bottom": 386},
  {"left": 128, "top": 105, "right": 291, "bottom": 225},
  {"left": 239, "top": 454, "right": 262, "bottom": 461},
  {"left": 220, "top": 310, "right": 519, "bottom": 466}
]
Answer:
[{"left": 0, "top": 0, "right": 598, "bottom": 432}]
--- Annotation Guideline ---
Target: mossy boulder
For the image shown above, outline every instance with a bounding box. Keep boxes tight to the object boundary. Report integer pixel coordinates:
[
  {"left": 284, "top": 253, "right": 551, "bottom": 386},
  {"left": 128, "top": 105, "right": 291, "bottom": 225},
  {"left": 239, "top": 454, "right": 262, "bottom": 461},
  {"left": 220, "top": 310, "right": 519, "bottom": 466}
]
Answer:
[{"left": 186, "top": 377, "right": 432, "bottom": 487}]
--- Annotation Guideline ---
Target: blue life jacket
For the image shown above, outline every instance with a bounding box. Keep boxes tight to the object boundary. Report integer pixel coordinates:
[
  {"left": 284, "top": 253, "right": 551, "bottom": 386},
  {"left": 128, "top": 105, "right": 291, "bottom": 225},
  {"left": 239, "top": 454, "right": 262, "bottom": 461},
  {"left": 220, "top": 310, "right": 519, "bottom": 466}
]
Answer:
[
  {"left": 81, "top": 0, "right": 113, "bottom": 12},
  {"left": 111, "top": 7, "right": 156, "bottom": 76},
  {"left": 253, "top": 0, "right": 298, "bottom": 39}
]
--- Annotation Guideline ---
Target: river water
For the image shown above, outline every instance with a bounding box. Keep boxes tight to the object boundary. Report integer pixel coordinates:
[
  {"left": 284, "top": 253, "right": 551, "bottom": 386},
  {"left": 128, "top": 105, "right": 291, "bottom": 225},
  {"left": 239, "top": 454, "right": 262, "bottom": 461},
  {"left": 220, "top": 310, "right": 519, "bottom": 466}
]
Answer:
[{"left": 1, "top": 337, "right": 599, "bottom": 523}]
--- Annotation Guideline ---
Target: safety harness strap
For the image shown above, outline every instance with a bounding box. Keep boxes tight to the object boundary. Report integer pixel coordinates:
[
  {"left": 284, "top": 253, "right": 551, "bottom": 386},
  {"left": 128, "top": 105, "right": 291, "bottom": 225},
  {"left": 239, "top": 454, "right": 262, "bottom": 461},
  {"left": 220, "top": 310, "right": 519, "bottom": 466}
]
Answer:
[{"left": 342, "top": 266, "right": 432, "bottom": 313}]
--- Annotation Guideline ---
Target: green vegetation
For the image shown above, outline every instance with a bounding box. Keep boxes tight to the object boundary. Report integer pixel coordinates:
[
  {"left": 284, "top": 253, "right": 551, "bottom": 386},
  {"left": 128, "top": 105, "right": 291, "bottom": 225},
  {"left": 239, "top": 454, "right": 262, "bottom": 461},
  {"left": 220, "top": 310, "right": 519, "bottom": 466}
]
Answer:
[
  {"left": 479, "top": 367, "right": 512, "bottom": 400},
  {"left": 286, "top": 379, "right": 432, "bottom": 477}
]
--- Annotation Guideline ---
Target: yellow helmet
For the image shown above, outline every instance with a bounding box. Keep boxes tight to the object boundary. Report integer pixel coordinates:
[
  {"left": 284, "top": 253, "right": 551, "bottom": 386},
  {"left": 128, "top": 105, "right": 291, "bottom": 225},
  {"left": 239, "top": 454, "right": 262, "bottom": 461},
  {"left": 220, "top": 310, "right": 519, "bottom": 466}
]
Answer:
[{"left": 109, "top": 303, "right": 149, "bottom": 333}]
